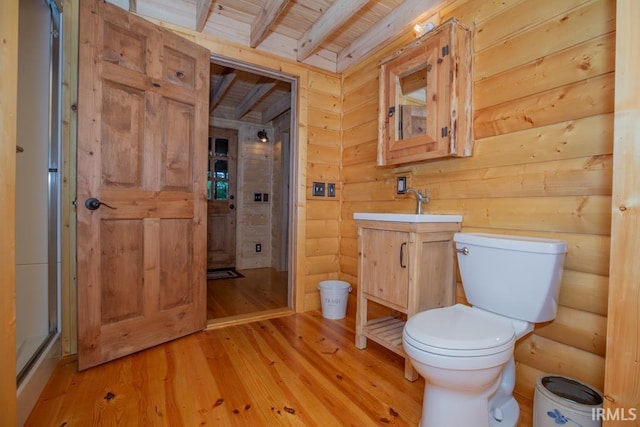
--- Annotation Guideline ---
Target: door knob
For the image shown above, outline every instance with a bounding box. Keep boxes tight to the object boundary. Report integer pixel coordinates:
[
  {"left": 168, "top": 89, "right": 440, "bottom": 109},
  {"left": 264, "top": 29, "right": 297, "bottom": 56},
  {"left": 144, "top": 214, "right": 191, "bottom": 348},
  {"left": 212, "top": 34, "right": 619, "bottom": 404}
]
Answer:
[
  {"left": 229, "top": 204, "right": 235, "bottom": 210},
  {"left": 85, "top": 197, "right": 117, "bottom": 210}
]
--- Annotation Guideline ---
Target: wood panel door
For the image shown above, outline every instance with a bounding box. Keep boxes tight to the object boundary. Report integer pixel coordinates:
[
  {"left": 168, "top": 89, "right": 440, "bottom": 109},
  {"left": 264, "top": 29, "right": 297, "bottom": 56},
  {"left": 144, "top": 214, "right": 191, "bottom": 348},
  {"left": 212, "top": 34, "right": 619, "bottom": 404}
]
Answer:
[
  {"left": 207, "top": 127, "right": 237, "bottom": 269},
  {"left": 360, "top": 229, "right": 410, "bottom": 310},
  {"left": 76, "top": 0, "right": 209, "bottom": 370}
]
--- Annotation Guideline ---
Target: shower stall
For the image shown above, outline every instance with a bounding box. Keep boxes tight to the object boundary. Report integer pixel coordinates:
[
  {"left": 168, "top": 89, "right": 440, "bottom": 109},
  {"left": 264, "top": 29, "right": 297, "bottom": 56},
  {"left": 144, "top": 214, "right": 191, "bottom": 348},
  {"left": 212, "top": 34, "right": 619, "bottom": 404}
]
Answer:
[{"left": 15, "top": 0, "right": 62, "bottom": 423}]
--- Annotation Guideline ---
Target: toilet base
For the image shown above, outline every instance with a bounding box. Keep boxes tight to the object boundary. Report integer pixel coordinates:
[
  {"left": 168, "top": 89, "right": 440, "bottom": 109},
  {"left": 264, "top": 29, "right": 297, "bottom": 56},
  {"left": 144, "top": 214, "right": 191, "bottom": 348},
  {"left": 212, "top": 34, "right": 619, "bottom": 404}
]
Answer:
[
  {"left": 489, "top": 396, "right": 518, "bottom": 427},
  {"left": 416, "top": 395, "right": 519, "bottom": 427}
]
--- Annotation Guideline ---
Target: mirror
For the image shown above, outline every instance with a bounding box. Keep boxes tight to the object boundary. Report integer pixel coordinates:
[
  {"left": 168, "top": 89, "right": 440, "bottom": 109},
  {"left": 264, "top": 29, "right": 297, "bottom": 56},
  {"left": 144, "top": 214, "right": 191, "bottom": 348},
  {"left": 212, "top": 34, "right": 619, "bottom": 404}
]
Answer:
[{"left": 396, "top": 65, "right": 429, "bottom": 140}]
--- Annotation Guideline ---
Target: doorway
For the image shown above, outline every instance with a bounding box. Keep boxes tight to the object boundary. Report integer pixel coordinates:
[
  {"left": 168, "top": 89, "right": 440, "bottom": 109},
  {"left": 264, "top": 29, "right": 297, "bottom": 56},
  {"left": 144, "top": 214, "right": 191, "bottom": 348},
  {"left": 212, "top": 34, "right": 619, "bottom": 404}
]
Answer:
[
  {"left": 206, "top": 57, "right": 295, "bottom": 323},
  {"left": 207, "top": 127, "right": 238, "bottom": 270}
]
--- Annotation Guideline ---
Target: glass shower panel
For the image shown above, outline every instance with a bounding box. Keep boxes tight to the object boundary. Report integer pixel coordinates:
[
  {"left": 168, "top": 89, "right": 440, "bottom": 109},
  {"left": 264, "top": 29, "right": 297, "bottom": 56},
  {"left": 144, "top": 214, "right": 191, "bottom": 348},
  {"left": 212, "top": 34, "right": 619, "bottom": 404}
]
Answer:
[{"left": 15, "top": 0, "right": 60, "bottom": 384}]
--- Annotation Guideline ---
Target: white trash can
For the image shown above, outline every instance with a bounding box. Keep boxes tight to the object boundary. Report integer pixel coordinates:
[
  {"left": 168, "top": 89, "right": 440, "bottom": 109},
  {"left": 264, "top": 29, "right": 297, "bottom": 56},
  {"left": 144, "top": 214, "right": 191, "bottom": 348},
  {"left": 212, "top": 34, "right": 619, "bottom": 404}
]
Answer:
[
  {"left": 318, "top": 280, "right": 351, "bottom": 319},
  {"left": 533, "top": 374, "right": 603, "bottom": 427}
]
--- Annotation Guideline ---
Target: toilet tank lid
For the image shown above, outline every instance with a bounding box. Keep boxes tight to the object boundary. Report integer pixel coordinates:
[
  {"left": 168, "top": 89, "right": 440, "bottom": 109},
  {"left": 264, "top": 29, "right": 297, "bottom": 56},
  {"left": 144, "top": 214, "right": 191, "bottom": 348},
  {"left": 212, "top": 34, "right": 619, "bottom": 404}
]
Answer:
[{"left": 453, "top": 233, "right": 567, "bottom": 254}]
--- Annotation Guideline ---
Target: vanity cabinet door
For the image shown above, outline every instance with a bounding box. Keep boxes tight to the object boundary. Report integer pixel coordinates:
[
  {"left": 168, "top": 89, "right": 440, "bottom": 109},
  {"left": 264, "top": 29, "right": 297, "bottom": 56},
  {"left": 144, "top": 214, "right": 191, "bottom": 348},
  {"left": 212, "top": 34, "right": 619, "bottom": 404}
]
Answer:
[{"left": 360, "top": 229, "right": 409, "bottom": 309}]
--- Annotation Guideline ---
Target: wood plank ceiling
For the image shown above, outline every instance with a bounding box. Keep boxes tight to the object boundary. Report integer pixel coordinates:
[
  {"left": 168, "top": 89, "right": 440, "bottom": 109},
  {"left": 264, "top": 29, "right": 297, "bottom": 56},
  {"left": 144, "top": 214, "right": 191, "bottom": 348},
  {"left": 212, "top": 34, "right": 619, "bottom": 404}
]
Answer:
[{"left": 116, "top": 0, "right": 449, "bottom": 124}]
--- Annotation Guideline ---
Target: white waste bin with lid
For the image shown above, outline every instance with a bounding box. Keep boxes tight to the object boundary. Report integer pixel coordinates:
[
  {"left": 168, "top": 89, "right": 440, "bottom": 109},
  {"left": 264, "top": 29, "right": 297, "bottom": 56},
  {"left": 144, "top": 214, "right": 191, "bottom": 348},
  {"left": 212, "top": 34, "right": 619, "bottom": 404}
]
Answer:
[
  {"left": 318, "top": 280, "right": 351, "bottom": 319},
  {"left": 533, "top": 374, "right": 603, "bottom": 427}
]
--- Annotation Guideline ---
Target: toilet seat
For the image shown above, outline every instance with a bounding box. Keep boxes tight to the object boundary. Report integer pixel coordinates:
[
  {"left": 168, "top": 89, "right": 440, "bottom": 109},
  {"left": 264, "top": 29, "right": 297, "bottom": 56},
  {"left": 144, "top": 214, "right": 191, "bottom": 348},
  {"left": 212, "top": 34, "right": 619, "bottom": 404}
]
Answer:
[{"left": 404, "top": 304, "right": 516, "bottom": 357}]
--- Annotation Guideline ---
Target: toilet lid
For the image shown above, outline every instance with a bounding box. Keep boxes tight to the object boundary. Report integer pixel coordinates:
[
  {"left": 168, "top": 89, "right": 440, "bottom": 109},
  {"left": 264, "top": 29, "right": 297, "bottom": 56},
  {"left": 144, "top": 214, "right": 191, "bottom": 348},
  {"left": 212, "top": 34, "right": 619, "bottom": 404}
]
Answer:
[{"left": 404, "top": 304, "right": 515, "bottom": 352}]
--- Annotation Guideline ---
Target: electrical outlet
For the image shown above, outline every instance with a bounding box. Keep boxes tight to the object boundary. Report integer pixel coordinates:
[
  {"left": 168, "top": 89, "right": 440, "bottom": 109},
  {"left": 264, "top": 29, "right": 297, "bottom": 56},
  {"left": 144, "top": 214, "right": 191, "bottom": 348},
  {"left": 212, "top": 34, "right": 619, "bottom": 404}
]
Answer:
[
  {"left": 255, "top": 243, "right": 262, "bottom": 252},
  {"left": 254, "top": 193, "right": 262, "bottom": 202},
  {"left": 263, "top": 193, "right": 269, "bottom": 202},
  {"left": 397, "top": 176, "right": 407, "bottom": 194},
  {"left": 312, "top": 182, "right": 325, "bottom": 196},
  {"left": 327, "top": 183, "right": 336, "bottom": 197}
]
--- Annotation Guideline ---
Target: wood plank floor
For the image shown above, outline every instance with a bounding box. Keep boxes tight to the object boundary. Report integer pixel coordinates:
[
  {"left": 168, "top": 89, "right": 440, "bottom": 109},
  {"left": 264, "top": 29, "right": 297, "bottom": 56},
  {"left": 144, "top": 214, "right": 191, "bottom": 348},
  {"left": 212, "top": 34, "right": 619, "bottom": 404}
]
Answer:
[
  {"left": 26, "top": 312, "right": 425, "bottom": 426},
  {"left": 26, "top": 311, "right": 534, "bottom": 426},
  {"left": 207, "top": 268, "right": 288, "bottom": 320}
]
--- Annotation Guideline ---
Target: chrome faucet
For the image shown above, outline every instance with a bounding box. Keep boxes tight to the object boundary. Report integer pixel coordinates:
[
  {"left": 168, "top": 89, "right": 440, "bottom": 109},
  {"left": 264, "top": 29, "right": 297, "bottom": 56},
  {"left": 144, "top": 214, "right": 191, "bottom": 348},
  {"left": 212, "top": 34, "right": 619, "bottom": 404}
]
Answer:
[{"left": 405, "top": 188, "right": 430, "bottom": 214}]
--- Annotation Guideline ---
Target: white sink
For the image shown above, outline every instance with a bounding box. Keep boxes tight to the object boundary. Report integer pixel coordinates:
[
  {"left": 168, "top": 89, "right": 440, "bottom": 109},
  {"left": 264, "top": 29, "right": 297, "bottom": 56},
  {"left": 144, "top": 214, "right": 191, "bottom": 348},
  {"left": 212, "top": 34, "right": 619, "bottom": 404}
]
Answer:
[{"left": 353, "top": 213, "right": 462, "bottom": 223}]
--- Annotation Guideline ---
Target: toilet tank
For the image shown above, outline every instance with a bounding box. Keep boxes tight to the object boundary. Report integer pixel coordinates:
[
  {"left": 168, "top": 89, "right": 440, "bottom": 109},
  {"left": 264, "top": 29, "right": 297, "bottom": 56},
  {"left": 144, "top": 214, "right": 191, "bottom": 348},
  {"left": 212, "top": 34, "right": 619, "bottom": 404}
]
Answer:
[{"left": 454, "top": 233, "right": 567, "bottom": 323}]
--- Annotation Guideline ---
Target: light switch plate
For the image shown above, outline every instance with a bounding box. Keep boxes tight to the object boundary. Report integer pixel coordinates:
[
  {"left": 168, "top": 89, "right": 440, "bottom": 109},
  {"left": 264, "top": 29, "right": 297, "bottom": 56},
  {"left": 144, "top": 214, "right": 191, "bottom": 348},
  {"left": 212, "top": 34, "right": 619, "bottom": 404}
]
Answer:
[
  {"left": 312, "top": 182, "right": 325, "bottom": 196},
  {"left": 328, "top": 183, "right": 336, "bottom": 197}
]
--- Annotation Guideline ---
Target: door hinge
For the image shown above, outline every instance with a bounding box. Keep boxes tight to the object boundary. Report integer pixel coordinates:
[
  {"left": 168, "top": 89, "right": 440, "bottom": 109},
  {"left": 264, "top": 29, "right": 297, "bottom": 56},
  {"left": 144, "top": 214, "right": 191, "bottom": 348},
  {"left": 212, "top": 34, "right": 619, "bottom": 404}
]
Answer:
[
  {"left": 441, "top": 126, "right": 449, "bottom": 138},
  {"left": 442, "top": 45, "right": 449, "bottom": 57}
]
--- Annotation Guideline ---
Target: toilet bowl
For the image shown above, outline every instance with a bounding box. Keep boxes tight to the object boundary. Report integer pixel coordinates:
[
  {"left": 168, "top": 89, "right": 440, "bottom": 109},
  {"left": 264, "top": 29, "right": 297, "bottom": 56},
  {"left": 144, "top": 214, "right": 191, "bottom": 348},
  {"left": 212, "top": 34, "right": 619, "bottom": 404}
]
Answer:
[
  {"left": 403, "top": 304, "right": 530, "bottom": 427},
  {"left": 402, "top": 232, "right": 567, "bottom": 427}
]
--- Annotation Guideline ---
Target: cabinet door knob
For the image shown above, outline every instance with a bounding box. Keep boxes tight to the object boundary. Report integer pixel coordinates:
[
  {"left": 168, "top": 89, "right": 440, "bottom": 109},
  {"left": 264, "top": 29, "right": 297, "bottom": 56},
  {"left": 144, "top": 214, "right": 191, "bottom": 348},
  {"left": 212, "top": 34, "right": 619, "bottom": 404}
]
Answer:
[{"left": 400, "top": 242, "right": 407, "bottom": 268}]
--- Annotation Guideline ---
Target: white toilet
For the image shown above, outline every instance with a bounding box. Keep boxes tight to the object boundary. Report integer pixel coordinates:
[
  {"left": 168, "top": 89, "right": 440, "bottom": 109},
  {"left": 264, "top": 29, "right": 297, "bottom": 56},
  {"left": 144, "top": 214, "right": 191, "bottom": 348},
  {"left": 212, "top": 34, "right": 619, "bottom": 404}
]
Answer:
[{"left": 402, "top": 232, "right": 567, "bottom": 427}]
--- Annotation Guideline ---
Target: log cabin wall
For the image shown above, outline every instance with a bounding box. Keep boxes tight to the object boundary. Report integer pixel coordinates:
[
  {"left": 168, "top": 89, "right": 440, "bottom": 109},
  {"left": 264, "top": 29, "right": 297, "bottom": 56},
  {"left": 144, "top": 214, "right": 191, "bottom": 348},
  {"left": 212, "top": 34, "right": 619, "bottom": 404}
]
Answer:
[
  {"left": 303, "top": 73, "right": 343, "bottom": 310},
  {"left": 340, "top": 0, "right": 615, "bottom": 407}
]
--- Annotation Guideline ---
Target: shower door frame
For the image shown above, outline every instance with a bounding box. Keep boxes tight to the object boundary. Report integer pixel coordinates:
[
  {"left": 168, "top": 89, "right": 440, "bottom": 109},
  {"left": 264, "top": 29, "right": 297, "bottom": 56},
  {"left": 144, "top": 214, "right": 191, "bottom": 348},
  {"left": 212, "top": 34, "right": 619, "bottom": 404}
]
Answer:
[{"left": 16, "top": 0, "right": 62, "bottom": 386}]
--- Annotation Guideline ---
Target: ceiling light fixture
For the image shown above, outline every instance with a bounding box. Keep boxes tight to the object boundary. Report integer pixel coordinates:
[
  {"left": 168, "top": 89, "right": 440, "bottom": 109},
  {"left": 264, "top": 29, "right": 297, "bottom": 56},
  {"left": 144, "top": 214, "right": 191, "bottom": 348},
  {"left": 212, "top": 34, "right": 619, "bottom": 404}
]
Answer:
[
  {"left": 413, "top": 21, "right": 436, "bottom": 37},
  {"left": 257, "top": 129, "right": 269, "bottom": 143}
]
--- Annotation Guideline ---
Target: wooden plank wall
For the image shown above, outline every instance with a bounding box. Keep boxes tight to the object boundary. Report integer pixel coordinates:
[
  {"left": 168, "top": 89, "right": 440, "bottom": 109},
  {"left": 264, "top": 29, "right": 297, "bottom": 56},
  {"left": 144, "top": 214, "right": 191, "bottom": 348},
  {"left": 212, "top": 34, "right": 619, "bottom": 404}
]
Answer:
[
  {"left": 303, "top": 72, "right": 342, "bottom": 310},
  {"left": 236, "top": 124, "right": 273, "bottom": 270},
  {"left": 341, "top": 0, "right": 615, "bottom": 408}
]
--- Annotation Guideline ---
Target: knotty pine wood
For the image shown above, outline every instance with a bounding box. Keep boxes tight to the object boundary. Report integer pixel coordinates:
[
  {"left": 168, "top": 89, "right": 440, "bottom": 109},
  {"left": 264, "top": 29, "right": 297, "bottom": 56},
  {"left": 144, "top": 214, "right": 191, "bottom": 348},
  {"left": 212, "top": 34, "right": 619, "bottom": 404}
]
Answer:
[
  {"left": 341, "top": 0, "right": 612, "bottom": 408},
  {"left": 471, "top": 0, "right": 615, "bottom": 81},
  {"left": 604, "top": 0, "right": 640, "bottom": 418},
  {"left": 207, "top": 268, "right": 288, "bottom": 320},
  {"left": 61, "top": 0, "right": 80, "bottom": 357},
  {"left": 89, "top": 15, "right": 346, "bottom": 314},
  {"left": 304, "top": 72, "right": 342, "bottom": 312},
  {"left": 76, "top": 0, "right": 210, "bottom": 369},
  {"left": 26, "top": 312, "right": 535, "bottom": 426}
]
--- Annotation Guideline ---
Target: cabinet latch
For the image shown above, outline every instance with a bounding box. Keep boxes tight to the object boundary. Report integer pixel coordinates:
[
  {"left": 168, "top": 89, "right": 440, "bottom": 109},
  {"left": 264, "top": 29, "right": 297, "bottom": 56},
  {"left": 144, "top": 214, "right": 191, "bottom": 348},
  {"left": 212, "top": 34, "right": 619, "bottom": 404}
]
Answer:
[
  {"left": 442, "top": 45, "right": 449, "bottom": 57},
  {"left": 388, "top": 106, "right": 395, "bottom": 117},
  {"left": 441, "top": 126, "right": 449, "bottom": 137}
]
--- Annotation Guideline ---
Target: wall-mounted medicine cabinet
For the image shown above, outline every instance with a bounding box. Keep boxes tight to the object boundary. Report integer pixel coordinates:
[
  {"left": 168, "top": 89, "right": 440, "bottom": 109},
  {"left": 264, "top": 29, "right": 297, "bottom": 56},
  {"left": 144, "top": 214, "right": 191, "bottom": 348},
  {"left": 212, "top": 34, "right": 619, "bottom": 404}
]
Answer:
[{"left": 377, "top": 18, "right": 473, "bottom": 166}]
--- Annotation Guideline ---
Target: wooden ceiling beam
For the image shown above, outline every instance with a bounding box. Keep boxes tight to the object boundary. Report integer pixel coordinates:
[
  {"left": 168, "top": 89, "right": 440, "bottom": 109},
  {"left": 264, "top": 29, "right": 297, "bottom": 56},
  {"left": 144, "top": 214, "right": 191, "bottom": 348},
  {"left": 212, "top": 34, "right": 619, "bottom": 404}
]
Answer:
[
  {"left": 336, "top": 0, "right": 443, "bottom": 72},
  {"left": 297, "top": 0, "right": 370, "bottom": 62},
  {"left": 209, "top": 71, "right": 237, "bottom": 113},
  {"left": 250, "top": 0, "right": 291, "bottom": 48},
  {"left": 262, "top": 93, "right": 291, "bottom": 124},
  {"left": 196, "top": 0, "right": 213, "bottom": 32},
  {"left": 235, "top": 81, "right": 277, "bottom": 120}
]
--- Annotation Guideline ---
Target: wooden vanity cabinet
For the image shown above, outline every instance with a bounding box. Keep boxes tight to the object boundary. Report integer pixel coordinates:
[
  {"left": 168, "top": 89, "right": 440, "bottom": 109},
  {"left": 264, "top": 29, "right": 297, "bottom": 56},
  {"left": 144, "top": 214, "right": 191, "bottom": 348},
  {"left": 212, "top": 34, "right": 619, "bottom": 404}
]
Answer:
[
  {"left": 377, "top": 18, "right": 472, "bottom": 165},
  {"left": 355, "top": 219, "right": 461, "bottom": 381}
]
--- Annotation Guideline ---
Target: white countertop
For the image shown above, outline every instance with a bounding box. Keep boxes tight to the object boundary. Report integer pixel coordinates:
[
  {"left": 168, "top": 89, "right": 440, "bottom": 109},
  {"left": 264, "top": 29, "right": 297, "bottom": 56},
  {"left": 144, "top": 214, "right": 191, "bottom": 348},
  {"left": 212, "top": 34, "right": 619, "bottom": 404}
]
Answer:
[{"left": 353, "top": 213, "right": 462, "bottom": 223}]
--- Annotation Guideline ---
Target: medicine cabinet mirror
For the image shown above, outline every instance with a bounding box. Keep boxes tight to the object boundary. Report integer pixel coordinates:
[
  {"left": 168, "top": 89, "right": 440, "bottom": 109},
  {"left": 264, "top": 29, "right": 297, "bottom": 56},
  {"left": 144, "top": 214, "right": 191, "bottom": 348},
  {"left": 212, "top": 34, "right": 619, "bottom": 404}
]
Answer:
[{"left": 378, "top": 18, "right": 473, "bottom": 166}]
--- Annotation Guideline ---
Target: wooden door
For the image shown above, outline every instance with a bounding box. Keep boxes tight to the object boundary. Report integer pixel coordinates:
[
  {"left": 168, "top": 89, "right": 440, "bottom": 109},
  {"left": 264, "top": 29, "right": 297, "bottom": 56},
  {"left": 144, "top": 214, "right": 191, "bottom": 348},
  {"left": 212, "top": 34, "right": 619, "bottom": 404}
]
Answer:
[
  {"left": 206, "top": 127, "right": 237, "bottom": 269},
  {"left": 76, "top": 0, "right": 210, "bottom": 370}
]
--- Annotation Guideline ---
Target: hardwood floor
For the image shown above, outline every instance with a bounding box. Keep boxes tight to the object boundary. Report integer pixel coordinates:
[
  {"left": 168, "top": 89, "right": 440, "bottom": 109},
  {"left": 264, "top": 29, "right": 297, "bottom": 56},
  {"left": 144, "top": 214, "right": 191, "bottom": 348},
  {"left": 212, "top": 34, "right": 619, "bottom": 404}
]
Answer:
[
  {"left": 26, "top": 312, "right": 425, "bottom": 426},
  {"left": 26, "top": 311, "right": 534, "bottom": 426},
  {"left": 207, "top": 267, "right": 288, "bottom": 320}
]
